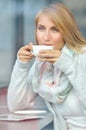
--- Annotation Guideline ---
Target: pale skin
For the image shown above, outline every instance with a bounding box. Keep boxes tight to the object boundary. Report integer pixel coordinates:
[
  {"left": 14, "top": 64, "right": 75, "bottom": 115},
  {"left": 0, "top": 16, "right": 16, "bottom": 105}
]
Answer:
[{"left": 18, "top": 14, "right": 65, "bottom": 63}]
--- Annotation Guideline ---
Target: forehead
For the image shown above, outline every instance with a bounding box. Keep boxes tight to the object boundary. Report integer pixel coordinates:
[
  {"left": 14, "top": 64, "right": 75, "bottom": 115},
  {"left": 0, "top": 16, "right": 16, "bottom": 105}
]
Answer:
[{"left": 37, "top": 14, "right": 56, "bottom": 26}]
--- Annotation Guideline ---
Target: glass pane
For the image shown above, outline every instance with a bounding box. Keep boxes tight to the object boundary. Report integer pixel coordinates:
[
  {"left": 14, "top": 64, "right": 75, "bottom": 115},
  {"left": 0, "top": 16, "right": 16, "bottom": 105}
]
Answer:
[
  {"left": 23, "top": 0, "right": 49, "bottom": 45},
  {"left": 0, "top": 0, "right": 15, "bottom": 87}
]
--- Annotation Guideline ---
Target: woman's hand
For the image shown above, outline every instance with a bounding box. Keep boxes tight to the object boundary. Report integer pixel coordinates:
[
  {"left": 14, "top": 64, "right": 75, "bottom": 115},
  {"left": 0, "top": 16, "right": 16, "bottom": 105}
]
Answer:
[
  {"left": 37, "top": 49, "right": 61, "bottom": 64},
  {"left": 18, "top": 42, "right": 34, "bottom": 62}
]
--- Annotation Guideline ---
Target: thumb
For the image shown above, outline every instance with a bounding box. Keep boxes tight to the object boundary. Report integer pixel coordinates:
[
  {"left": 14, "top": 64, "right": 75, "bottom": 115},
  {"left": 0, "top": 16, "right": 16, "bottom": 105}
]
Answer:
[{"left": 29, "top": 42, "right": 33, "bottom": 50}]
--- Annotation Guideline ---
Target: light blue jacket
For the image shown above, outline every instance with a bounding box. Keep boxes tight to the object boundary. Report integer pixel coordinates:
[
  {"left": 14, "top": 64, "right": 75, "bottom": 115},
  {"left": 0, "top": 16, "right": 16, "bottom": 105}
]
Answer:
[{"left": 7, "top": 45, "right": 86, "bottom": 130}]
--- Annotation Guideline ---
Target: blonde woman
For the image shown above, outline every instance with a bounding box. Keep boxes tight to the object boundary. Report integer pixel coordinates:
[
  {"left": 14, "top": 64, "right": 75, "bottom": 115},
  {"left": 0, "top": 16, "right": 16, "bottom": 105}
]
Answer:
[{"left": 7, "top": 2, "right": 86, "bottom": 130}]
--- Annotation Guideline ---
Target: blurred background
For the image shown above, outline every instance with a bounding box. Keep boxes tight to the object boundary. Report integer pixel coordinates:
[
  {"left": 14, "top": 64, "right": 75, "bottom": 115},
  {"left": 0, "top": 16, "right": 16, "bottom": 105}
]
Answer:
[{"left": 0, "top": 0, "right": 86, "bottom": 88}]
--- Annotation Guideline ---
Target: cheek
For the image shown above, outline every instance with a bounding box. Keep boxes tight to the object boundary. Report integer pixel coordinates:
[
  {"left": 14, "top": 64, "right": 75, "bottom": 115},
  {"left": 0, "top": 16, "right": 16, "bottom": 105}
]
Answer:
[
  {"left": 53, "top": 34, "right": 64, "bottom": 49},
  {"left": 36, "top": 31, "right": 42, "bottom": 43},
  {"left": 54, "top": 33, "right": 63, "bottom": 42}
]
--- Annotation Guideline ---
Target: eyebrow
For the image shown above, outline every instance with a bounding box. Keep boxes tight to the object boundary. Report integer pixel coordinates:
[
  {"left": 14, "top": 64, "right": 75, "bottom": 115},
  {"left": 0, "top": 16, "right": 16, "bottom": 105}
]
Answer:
[
  {"left": 37, "top": 23, "right": 57, "bottom": 28},
  {"left": 37, "top": 24, "right": 44, "bottom": 26}
]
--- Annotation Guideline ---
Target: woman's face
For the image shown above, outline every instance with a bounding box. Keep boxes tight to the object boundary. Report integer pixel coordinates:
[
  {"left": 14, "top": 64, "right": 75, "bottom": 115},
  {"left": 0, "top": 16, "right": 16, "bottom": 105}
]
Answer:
[{"left": 36, "top": 14, "right": 65, "bottom": 50}]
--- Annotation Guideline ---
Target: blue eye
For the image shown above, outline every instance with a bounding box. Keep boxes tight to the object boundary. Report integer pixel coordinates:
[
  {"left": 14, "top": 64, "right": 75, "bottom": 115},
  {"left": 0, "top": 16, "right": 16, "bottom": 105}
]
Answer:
[
  {"left": 39, "top": 27, "right": 44, "bottom": 30},
  {"left": 37, "top": 26, "right": 45, "bottom": 30},
  {"left": 52, "top": 27, "right": 58, "bottom": 32}
]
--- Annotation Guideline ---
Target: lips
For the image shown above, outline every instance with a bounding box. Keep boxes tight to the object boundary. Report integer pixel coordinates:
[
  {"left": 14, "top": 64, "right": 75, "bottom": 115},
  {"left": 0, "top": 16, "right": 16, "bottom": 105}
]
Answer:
[{"left": 39, "top": 43, "right": 52, "bottom": 46}]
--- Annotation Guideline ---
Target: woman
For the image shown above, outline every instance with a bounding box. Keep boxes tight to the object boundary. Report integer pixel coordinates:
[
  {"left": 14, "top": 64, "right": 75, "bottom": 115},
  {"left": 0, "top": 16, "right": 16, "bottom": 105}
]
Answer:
[{"left": 7, "top": 2, "right": 86, "bottom": 130}]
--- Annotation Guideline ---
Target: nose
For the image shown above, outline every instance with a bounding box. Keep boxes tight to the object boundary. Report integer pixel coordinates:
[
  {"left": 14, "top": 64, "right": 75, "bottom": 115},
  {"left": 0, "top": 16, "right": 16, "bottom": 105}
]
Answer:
[{"left": 43, "top": 30, "right": 51, "bottom": 41}]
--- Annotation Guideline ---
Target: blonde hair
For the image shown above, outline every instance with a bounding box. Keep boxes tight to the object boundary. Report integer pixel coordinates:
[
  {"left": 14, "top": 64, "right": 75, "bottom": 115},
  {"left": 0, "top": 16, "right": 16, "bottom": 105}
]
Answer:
[{"left": 35, "top": 2, "right": 86, "bottom": 53}]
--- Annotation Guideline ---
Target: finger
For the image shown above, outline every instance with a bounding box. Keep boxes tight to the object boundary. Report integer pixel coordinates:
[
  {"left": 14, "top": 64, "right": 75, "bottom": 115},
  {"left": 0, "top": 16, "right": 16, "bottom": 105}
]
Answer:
[
  {"left": 38, "top": 53, "right": 56, "bottom": 58},
  {"left": 39, "top": 50, "right": 61, "bottom": 58},
  {"left": 37, "top": 57, "right": 57, "bottom": 61},
  {"left": 19, "top": 55, "right": 33, "bottom": 62},
  {"left": 19, "top": 54, "right": 33, "bottom": 59},
  {"left": 23, "top": 42, "right": 33, "bottom": 51},
  {"left": 29, "top": 42, "right": 33, "bottom": 48},
  {"left": 19, "top": 58, "right": 31, "bottom": 62},
  {"left": 18, "top": 49, "right": 33, "bottom": 57}
]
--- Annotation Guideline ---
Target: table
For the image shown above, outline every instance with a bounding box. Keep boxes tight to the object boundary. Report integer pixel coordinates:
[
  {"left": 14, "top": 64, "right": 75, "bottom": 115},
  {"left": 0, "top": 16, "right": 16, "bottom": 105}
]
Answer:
[{"left": 0, "top": 88, "right": 53, "bottom": 130}]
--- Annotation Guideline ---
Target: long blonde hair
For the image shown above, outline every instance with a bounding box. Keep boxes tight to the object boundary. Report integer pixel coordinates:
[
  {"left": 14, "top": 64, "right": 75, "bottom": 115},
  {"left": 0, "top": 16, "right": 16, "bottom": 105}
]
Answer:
[{"left": 35, "top": 2, "right": 86, "bottom": 53}]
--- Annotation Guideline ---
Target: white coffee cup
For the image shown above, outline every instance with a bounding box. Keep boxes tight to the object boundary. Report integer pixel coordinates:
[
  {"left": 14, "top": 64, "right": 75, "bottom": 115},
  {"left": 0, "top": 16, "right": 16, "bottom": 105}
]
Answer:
[{"left": 31, "top": 45, "right": 54, "bottom": 56}]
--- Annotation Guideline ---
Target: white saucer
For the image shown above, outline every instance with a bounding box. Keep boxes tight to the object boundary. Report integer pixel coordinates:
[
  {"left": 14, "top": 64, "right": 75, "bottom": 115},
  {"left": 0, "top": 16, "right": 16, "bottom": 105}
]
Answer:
[{"left": 14, "top": 110, "right": 47, "bottom": 115}]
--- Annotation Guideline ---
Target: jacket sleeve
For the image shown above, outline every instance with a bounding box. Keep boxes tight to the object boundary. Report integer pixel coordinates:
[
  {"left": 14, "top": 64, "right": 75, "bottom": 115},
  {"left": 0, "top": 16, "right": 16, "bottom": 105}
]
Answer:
[
  {"left": 53, "top": 51, "right": 86, "bottom": 108},
  {"left": 53, "top": 52, "right": 86, "bottom": 87},
  {"left": 7, "top": 58, "right": 37, "bottom": 112}
]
